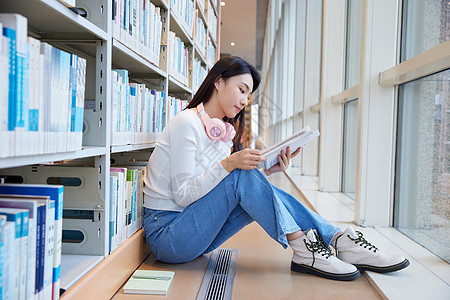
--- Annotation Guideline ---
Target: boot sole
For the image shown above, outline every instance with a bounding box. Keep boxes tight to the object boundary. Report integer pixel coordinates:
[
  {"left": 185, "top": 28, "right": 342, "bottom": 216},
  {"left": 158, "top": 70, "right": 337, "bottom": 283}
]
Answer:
[
  {"left": 354, "top": 258, "right": 410, "bottom": 273},
  {"left": 291, "top": 261, "right": 360, "bottom": 281}
]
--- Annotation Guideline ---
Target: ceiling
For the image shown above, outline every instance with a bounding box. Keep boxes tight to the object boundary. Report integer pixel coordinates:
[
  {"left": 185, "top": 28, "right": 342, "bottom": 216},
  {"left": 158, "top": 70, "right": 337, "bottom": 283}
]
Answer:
[{"left": 219, "top": 0, "right": 268, "bottom": 70}]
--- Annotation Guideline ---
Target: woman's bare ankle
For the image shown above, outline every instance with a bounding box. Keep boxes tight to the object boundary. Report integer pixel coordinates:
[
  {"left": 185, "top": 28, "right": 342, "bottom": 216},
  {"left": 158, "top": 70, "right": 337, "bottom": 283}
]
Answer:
[{"left": 287, "top": 230, "right": 304, "bottom": 241}]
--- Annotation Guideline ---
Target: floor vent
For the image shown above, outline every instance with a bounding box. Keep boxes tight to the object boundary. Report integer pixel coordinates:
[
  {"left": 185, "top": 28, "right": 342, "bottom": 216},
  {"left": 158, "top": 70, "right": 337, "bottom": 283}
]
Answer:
[{"left": 196, "top": 248, "right": 239, "bottom": 300}]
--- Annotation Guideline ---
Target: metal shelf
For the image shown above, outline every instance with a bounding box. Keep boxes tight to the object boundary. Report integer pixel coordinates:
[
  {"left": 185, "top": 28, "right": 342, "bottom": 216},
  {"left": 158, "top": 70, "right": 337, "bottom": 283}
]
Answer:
[
  {"left": 196, "top": 0, "right": 208, "bottom": 26},
  {"left": 208, "top": 29, "right": 217, "bottom": 47},
  {"left": 111, "top": 143, "right": 156, "bottom": 154},
  {"left": 112, "top": 39, "right": 167, "bottom": 78},
  {"left": 60, "top": 254, "right": 104, "bottom": 292},
  {"left": 169, "top": 75, "right": 193, "bottom": 94},
  {"left": 0, "top": 0, "right": 108, "bottom": 40},
  {"left": 194, "top": 43, "right": 208, "bottom": 66},
  {"left": 0, "top": 146, "right": 108, "bottom": 169}
]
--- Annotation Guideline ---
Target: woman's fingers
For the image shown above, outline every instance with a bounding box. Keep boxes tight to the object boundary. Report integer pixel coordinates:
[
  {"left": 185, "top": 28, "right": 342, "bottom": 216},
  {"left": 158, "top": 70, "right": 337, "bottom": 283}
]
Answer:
[{"left": 291, "top": 147, "right": 301, "bottom": 158}]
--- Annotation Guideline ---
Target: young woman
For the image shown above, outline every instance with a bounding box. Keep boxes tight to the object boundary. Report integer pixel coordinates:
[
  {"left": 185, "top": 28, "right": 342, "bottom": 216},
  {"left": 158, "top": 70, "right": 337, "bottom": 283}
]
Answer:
[{"left": 143, "top": 56, "right": 409, "bottom": 281}]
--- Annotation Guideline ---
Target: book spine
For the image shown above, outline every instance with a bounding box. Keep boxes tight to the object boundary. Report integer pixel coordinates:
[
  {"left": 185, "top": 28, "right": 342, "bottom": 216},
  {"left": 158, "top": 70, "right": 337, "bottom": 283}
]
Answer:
[
  {"left": 2, "top": 222, "right": 15, "bottom": 299},
  {"left": 20, "top": 210, "right": 29, "bottom": 300}
]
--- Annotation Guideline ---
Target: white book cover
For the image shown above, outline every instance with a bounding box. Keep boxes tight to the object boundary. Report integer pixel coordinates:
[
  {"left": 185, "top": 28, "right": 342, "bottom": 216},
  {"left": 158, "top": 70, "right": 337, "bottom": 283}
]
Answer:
[
  {"left": 50, "top": 48, "right": 59, "bottom": 153},
  {"left": 138, "top": 84, "right": 144, "bottom": 135},
  {"left": 38, "top": 199, "right": 54, "bottom": 300},
  {"left": 109, "top": 176, "right": 118, "bottom": 253},
  {"left": 141, "top": 88, "right": 148, "bottom": 138},
  {"left": 261, "top": 126, "right": 320, "bottom": 169},
  {"left": 111, "top": 71, "right": 118, "bottom": 135},
  {"left": 0, "top": 197, "right": 39, "bottom": 300},
  {"left": 1, "top": 221, "right": 16, "bottom": 299},
  {"left": 27, "top": 37, "right": 41, "bottom": 157},
  {"left": 118, "top": 170, "right": 126, "bottom": 248},
  {"left": 131, "top": 0, "right": 137, "bottom": 50},
  {"left": 75, "top": 57, "right": 86, "bottom": 149},
  {"left": 0, "top": 207, "right": 26, "bottom": 299},
  {"left": 40, "top": 43, "right": 52, "bottom": 154},
  {"left": 62, "top": 51, "right": 71, "bottom": 152},
  {"left": 120, "top": 169, "right": 127, "bottom": 244},
  {"left": 149, "top": 92, "right": 155, "bottom": 136},
  {"left": 139, "top": 0, "right": 144, "bottom": 47}
]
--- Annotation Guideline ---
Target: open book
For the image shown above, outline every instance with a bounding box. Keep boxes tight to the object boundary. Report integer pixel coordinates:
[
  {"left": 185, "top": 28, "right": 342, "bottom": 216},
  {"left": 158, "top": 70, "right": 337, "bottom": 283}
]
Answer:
[{"left": 260, "top": 126, "right": 320, "bottom": 169}]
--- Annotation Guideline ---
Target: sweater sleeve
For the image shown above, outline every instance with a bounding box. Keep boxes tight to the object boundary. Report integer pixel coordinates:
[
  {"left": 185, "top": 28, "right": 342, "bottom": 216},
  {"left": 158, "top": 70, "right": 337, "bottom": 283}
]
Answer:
[{"left": 168, "top": 116, "right": 230, "bottom": 207}]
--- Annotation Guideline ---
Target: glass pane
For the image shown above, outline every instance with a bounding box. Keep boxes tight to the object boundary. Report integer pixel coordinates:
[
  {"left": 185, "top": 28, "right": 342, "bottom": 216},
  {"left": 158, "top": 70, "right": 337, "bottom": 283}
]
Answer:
[
  {"left": 345, "top": 0, "right": 363, "bottom": 89},
  {"left": 394, "top": 69, "right": 450, "bottom": 263},
  {"left": 342, "top": 99, "right": 358, "bottom": 200},
  {"left": 401, "top": 0, "right": 450, "bottom": 62}
]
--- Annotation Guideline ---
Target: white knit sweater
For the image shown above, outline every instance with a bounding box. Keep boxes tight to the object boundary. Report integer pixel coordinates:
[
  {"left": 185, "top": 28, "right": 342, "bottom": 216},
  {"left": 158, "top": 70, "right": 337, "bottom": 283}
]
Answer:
[{"left": 143, "top": 109, "right": 233, "bottom": 212}]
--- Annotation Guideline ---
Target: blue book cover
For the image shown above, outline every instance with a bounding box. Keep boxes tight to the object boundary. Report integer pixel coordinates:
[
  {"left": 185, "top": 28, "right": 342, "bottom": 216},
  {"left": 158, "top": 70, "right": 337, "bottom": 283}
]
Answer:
[
  {"left": 150, "top": 90, "right": 156, "bottom": 133},
  {"left": 70, "top": 54, "right": 77, "bottom": 132},
  {"left": 146, "top": 92, "right": 151, "bottom": 133},
  {"left": 113, "top": 70, "right": 129, "bottom": 132},
  {"left": 22, "top": 43, "right": 30, "bottom": 131},
  {"left": 75, "top": 58, "right": 86, "bottom": 133},
  {"left": 37, "top": 202, "right": 45, "bottom": 294},
  {"left": 0, "top": 216, "right": 5, "bottom": 298},
  {"left": 0, "top": 184, "right": 63, "bottom": 299},
  {"left": 3, "top": 27, "right": 17, "bottom": 131},
  {"left": 129, "top": 85, "right": 136, "bottom": 133},
  {"left": 160, "top": 91, "right": 165, "bottom": 131},
  {"left": 0, "top": 195, "right": 46, "bottom": 299}
]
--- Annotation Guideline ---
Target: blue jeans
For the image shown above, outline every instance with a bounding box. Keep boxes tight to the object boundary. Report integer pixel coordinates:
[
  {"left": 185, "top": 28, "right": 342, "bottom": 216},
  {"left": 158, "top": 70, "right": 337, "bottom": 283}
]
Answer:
[{"left": 143, "top": 169, "right": 340, "bottom": 263}]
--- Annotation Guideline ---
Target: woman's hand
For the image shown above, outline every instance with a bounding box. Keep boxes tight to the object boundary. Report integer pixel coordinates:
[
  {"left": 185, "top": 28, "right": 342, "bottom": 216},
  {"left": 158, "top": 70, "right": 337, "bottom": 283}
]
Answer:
[
  {"left": 264, "top": 146, "right": 301, "bottom": 176},
  {"left": 221, "top": 148, "right": 266, "bottom": 173}
]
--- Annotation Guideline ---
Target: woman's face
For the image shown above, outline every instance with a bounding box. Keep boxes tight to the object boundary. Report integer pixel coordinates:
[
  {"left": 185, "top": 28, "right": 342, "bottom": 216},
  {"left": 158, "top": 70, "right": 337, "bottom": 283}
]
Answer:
[{"left": 216, "top": 74, "right": 253, "bottom": 118}]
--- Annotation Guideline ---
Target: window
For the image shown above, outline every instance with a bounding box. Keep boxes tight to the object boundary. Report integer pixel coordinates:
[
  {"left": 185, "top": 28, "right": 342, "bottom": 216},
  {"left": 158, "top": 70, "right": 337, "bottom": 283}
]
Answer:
[
  {"left": 394, "top": 69, "right": 450, "bottom": 263},
  {"left": 341, "top": 0, "right": 362, "bottom": 198},
  {"left": 345, "top": 0, "right": 362, "bottom": 89},
  {"left": 394, "top": 0, "right": 450, "bottom": 263},
  {"left": 400, "top": 0, "right": 450, "bottom": 62},
  {"left": 342, "top": 99, "right": 358, "bottom": 199}
]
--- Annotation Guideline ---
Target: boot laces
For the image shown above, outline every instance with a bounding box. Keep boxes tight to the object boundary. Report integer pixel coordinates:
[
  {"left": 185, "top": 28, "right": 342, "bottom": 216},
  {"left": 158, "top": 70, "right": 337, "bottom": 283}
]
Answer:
[
  {"left": 348, "top": 231, "right": 378, "bottom": 252},
  {"left": 303, "top": 233, "right": 332, "bottom": 259}
]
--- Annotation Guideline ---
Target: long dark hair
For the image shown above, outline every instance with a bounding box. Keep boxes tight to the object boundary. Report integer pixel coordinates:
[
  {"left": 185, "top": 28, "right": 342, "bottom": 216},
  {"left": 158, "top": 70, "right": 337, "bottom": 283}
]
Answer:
[{"left": 187, "top": 56, "right": 261, "bottom": 152}]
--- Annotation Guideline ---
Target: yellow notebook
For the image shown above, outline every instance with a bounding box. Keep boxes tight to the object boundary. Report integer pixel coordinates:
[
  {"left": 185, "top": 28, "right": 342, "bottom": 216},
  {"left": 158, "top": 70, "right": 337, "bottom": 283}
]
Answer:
[{"left": 123, "top": 270, "right": 175, "bottom": 295}]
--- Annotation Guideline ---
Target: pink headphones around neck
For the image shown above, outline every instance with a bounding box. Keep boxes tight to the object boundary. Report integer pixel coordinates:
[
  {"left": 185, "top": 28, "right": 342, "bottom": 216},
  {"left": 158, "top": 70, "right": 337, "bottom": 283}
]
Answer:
[{"left": 197, "top": 103, "right": 236, "bottom": 142}]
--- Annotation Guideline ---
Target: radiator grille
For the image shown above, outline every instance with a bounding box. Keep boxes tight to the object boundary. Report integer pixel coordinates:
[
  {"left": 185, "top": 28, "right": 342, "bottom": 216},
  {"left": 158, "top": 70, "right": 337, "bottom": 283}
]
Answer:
[{"left": 196, "top": 249, "right": 239, "bottom": 300}]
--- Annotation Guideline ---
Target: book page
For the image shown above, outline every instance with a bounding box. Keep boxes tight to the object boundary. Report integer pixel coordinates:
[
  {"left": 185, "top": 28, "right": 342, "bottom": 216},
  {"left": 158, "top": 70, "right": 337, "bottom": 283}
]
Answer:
[{"left": 260, "top": 126, "right": 311, "bottom": 156}]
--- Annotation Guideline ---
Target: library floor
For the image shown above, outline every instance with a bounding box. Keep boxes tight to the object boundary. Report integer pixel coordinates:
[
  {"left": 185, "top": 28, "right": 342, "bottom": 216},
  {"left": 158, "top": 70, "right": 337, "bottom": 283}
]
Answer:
[{"left": 112, "top": 172, "right": 381, "bottom": 300}]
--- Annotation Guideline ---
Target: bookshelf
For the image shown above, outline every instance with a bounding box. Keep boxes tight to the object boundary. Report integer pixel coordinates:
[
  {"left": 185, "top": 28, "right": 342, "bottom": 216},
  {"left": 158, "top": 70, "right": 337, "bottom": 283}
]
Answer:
[{"left": 0, "top": 0, "right": 220, "bottom": 298}]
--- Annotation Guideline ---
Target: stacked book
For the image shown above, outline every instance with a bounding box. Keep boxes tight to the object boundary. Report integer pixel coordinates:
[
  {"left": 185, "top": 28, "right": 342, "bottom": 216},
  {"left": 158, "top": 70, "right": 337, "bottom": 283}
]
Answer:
[
  {"left": 195, "top": 11, "right": 207, "bottom": 56},
  {"left": 0, "top": 14, "right": 86, "bottom": 158},
  {"left": 109, "top": 166, "right": 146, "bottom": 253},
  {"left": 112, "top": 0, "right": 163, "bottom": 66},
  {"left": 165, "top": 96, "right": 188, "bottom": 126},
  {"left": 207, "top": 36, "right": 216, "bottom": 66},
  {"left": 207, "top": 0, "right": 217, "bottom": 42},
  {"left": 171, "top": 0, "right": 195, "bottom": 37},
  {"left": 111, "top": 69, "right": 167, "bottom": 146},
  {"left": 193, "top": 58, "right": 207, "bottom": 93},
  {"left": 0, "top": 183, "right": 64, "bottom": 300},
  {"left": 168, "top": 31, "right": 190, "bottom": 87}
]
